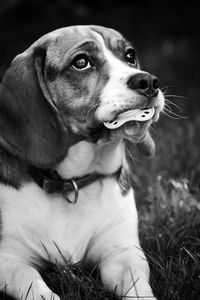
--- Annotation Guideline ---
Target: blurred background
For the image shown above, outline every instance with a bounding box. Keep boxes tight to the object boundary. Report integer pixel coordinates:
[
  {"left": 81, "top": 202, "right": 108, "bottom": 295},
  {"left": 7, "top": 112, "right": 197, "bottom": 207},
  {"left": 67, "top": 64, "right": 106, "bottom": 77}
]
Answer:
[
  {"left": 0, "top": 0, "right": 199, "bottom": 199},
  {"left": 0, "top": 0, "right": 199, "bottom": 113}
]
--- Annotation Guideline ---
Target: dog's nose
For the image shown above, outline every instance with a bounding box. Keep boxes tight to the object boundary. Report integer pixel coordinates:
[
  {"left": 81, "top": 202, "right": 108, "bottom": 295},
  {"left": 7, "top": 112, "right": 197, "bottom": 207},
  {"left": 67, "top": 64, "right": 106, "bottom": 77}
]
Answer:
[{"left": 127, "top": 73, "right": 159, "bottom": 97}]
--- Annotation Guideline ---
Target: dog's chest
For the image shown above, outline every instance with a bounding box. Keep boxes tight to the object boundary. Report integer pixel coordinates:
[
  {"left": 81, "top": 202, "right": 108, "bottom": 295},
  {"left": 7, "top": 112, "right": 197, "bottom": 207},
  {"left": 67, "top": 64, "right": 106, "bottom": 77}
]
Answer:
[
  {"left": 0, "top": 176, "right": 129, "bottom": 265},
  {"left": 0, "top": 140, "right": 128, "bottom": 266}
]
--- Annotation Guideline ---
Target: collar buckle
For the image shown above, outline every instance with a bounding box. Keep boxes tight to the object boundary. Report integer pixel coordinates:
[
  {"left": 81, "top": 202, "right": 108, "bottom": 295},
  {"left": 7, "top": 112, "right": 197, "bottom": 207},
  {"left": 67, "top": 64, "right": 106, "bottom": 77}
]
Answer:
[{"left": 63, "top": 179, "right": 79, "bottom": 204}]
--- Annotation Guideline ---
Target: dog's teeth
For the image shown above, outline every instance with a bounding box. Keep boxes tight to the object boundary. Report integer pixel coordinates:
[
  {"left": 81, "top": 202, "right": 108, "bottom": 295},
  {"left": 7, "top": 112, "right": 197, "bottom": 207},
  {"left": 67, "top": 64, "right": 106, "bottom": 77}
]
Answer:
[{"left": 103, "top": 108, "right": 155, "bottom": 129}]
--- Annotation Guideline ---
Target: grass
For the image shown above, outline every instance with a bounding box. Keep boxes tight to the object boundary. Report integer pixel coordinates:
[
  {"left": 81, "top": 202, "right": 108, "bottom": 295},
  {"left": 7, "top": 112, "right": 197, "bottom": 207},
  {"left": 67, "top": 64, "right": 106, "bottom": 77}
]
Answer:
[
  {"left": 133, "top": 114, "right": 200, "bottom": 299},
  {"left": 1, "top": 115, "right": 200, "bottom": 300},
  {"left": 138, "top": 175, "right": 200, "bottom": 300}
]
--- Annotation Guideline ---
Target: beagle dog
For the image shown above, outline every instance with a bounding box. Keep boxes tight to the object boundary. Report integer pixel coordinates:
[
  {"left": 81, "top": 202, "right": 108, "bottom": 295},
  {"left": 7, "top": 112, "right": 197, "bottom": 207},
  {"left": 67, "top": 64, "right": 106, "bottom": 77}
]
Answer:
[{"left": 0, "top": 25, "right": 164, "bottom": 300}]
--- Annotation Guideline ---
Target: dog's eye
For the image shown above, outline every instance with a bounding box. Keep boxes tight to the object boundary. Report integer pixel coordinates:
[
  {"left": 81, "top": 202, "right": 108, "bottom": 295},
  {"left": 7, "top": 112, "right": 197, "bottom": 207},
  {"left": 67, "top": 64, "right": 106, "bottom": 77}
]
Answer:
[
  {"left": 72, "top": 55, "right": 91, "bottom": 70},
  {"left": 125, "top": 49, "right": 137, "bottom": 66}
]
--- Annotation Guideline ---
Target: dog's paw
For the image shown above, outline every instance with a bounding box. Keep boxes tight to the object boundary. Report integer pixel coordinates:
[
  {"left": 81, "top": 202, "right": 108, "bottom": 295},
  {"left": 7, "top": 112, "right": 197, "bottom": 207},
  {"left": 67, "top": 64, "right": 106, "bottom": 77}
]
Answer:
[
  {"left": 124, "top": 291, "right": 157, "bottom": 300},
  {"left": 123, "top": 280, "right": 156, "bottom": 300},
  {"left": 124, "top": 294, "right": 157, "bottom": 300}
]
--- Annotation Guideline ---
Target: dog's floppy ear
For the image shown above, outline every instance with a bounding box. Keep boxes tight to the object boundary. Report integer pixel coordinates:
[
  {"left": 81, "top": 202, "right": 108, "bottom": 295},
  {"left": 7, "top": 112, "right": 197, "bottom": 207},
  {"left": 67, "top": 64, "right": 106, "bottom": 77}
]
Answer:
[
  {"left": 0, "top": 45, "right": 68, "bottom": 168},
  {"left": 136, "top": 131, "right": 155, "bottom": 157}
]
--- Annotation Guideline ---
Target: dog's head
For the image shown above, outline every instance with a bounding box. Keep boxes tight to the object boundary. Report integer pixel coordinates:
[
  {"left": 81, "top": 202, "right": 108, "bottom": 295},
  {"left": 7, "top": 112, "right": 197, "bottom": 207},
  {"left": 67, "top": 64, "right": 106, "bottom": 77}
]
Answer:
[{"left": 0, "top": 25, "right": 164, "bottom": 168}]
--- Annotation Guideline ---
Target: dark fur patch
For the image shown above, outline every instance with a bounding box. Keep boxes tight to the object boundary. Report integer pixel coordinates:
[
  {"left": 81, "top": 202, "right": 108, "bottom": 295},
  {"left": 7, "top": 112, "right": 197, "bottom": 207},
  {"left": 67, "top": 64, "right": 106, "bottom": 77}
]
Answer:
[
  {"left": 0, "top": 148, "right": 30, "bottom": 189},
  {"left": 46, "top": 64, "right": 59, "bottom": 82},
  {"left": 0, "top": 101, "right": 24, "bottom": 131}
]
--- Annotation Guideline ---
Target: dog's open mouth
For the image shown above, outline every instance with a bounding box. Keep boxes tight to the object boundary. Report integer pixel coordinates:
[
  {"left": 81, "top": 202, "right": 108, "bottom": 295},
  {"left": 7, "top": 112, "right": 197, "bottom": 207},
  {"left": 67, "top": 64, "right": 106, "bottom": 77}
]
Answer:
[{"left": 123, "top": 120, "right": 140, "bottom": 135}]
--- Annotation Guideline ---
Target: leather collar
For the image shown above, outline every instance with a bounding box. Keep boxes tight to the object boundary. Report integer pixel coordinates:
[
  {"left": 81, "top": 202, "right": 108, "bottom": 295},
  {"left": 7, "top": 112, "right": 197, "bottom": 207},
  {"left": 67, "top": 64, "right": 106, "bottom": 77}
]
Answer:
[{"left": 29, "top": 167, "right": 121, "bottom": 204}]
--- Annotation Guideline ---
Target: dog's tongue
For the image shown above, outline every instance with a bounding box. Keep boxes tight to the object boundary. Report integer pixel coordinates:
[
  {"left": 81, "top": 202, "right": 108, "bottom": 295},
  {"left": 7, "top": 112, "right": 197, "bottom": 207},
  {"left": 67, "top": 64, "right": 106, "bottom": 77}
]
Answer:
[{"left": 103, "top": 107, "right": 155, "bottom": 129}]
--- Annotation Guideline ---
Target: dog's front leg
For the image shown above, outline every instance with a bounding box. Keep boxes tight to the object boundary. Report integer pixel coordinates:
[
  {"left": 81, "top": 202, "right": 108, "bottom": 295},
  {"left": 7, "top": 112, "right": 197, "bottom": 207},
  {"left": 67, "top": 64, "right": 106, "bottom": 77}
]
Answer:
[
  {"left": 100, "top": 246, "right": 156, "bottom": 300},
  {"left": 0, "top": 255, "right": 60, "bottom": 300},
  {"left": 97, "top": 188, "right": 156, "bottom": 300}
]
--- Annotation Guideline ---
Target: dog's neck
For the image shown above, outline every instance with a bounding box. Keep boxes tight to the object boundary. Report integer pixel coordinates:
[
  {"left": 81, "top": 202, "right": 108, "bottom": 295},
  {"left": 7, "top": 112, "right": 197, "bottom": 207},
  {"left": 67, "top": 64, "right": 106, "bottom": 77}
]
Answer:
[
  {"left": 55, "top": 139, "right": 125, "bottom": 179},
  {"left": 23, "top": 139, "right": 126, "bottom": 202},
  {"left": 0, "top": 139, "right": 126, "bottom": 190}
]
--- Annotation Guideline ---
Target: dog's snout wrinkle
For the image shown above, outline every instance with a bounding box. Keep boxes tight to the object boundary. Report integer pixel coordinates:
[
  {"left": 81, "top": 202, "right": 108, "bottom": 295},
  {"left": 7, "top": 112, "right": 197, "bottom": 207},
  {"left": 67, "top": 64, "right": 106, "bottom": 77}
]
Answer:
[{"left": 127, "top": 73, "right": 159, "bottom": 98}]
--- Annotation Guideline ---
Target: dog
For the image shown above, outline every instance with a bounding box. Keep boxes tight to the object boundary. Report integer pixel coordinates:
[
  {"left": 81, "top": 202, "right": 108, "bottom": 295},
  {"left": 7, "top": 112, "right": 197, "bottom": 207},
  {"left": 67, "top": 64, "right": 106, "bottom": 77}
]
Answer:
[{"left": 0, "top": 25, "right": 164, "bottom": 300}]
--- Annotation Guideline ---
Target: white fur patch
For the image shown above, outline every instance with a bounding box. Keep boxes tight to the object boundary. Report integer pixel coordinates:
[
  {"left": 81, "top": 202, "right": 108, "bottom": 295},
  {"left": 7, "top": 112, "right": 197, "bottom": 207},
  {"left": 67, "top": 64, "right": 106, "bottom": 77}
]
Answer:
[
  {"left": 56, "top": 140, "right": 124, "bottom": 179},
  {"left": 56, "top": 141, "right": 96, "bottom": 178},
  {"left": 93, "top": 32, "right": 145, "bottom": 121},
  {"left": 93, "top": 32, "right": 165, "bottom": 124},
  {"left": 0, "top": 168, "right": 135, "bottom": 263}
]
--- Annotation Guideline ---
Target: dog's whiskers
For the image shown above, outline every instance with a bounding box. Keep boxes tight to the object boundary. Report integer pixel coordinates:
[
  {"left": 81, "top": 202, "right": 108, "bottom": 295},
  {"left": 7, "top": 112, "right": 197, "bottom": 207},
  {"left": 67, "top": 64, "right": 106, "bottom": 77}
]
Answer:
[
  {"left": 161, "top": 85, "right": 190, "bottom": 102},
  {"left": 160, "top": 85, "right": 175, "bottom": 93},
  {"left": 162, "top": 108, "right": 188, "bottom": 120},
  {"left": 125, "top": 147, "right": 137, "bottom": 162},
  {"left": 163, "top": 90, "right": 190, "bottom": 119},
  {"left": 161, "top": 110, "right": 179, "bottom": 120},
  {"left": 125, "top": 143, "right": 140, "bottom": 162},
  {"left": 119, "top": 139, "right": 136, "bottom": 162},
  {"left": 164, "top": 94, "right": 190, "bottom": 101},
  {"left": 165, "top": 99, "right": 183, "bottom": 112},
  {"left": 164, "top": 103, "right": 173, "bottom": 112},
  {"left": 163, "top": 94, "right": 189, "bottom": 119}
]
